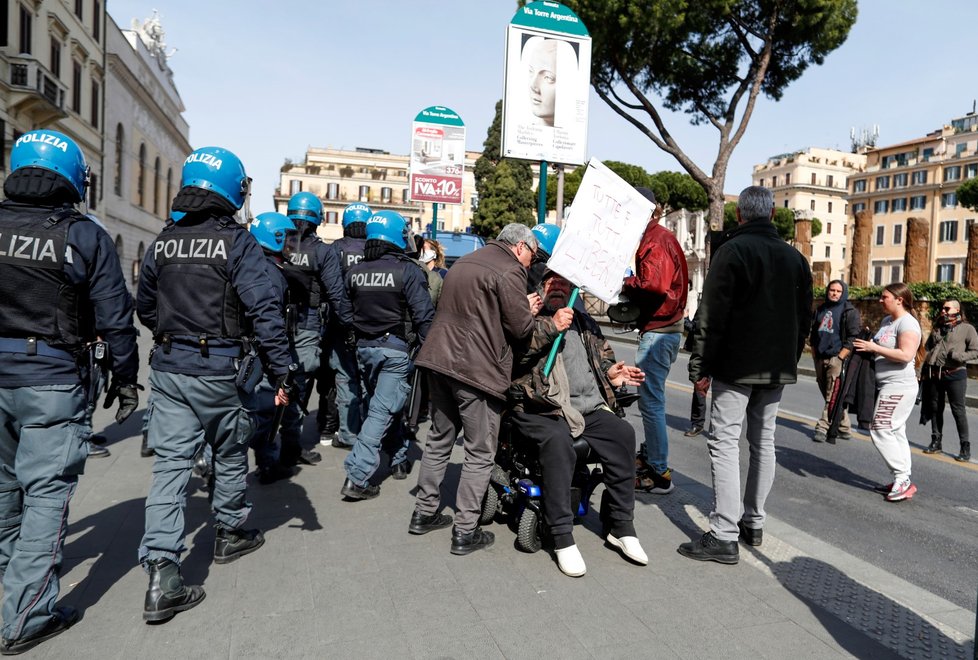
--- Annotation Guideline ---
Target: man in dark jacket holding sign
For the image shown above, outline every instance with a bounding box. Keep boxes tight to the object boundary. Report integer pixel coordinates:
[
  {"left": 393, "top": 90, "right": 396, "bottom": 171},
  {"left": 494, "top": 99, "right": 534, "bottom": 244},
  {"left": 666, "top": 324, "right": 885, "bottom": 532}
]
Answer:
[{"left": 410, "top": 224, "right": 541, "bottom": 555}]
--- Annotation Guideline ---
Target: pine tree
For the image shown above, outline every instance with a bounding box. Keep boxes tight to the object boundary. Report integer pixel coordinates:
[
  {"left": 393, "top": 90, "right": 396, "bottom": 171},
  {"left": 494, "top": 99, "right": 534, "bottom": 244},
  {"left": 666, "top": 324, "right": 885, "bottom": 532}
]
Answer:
[{"left": 471, "top": 100, "right": 535, "bottom": 238}]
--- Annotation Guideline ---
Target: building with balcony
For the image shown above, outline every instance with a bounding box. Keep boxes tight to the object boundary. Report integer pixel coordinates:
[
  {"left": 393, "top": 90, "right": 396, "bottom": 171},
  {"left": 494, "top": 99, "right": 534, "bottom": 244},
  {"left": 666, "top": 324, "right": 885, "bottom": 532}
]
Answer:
[
  {"left": 752, "top": 147, "right": 866, "bottom": 282},
  {"left": 0, "top": 0, "right": 105, "bottom": 200},
  {"left": 103, "top": 12, "right": 191, "bottom": 289},
  {"left": 274, "top": 146, "right": 482, "bottom": 242},
  {"left": 847, "top": 110, "right": 978, "bottom": 285}
]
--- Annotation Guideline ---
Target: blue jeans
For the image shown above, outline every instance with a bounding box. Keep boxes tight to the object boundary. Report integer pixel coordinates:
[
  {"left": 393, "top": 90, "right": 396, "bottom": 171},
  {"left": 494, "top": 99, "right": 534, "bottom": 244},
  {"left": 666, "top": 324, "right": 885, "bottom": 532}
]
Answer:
[
  {"left": 329, "top": 341, "right": 362, "bottom": 446},
  {"left": 636, "top": 331, "right": 681, "bottom": 472},
  {"left": 343, "top": 347, "right": 411, "bottom": 486}
]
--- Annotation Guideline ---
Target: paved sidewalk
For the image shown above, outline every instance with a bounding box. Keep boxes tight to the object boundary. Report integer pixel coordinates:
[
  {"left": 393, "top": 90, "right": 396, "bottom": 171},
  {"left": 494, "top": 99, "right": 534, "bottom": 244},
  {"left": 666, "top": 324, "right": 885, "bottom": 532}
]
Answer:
[{"left": 8, "top": 402, "right": 971, "bottom": 659}]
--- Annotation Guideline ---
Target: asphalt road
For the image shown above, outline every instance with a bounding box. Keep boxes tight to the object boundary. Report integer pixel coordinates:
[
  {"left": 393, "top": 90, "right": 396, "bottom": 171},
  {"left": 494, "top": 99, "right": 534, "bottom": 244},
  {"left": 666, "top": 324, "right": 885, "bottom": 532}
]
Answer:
[{"left": 608, "top": 338, "right": 978, "bottom": 611}]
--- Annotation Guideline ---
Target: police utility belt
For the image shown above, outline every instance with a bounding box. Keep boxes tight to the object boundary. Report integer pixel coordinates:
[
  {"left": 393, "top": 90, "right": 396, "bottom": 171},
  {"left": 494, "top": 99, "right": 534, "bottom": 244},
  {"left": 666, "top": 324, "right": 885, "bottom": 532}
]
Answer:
[
  {"left": 0, "top": 337, "right": 75, "bottom": 361},
  {"left": 355, "top": 331, "right": 409, "bottom": 352}
]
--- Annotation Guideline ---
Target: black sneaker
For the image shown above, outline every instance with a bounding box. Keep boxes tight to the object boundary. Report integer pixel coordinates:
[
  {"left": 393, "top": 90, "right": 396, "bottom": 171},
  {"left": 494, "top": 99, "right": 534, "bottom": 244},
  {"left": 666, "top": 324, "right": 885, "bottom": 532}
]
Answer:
[
  {"left": 408, "top": 510, "right": 453, "bottom": 535},
  {"left": 298, "top": 449, "right": 322, "bottom": 465},
  {"left": 331, "top": 439, "right": 354, "bottom": 450},
  {"left": 677, "top": 531, "right": 739, "bottom": 564},
  {"left": 683, "top": 425, "right": 704, "bottom": 437},
  {"left": 88, "top": 444, "right": 111, "bottom": 459},
  {"left": 390, "top": 461, "right": 411, "bottom": 480},
  {"left": 450, "top": 527, "right": 495, "bottom": 556},
  {"left": 213, "top": 527, "right": 265, "bottom": 564},
  {"left": 636, "top": 467, "right": 674, "bottom": 494},
  {"left": 257, "top": 463, "right": 294, "bottom": 485},
  {"left": 0, "top": 606, "right": 80, "bottom": 654},
  {"left": 340, "top": 478, "right": 379, "bottom": 501},
  {"left": 737, "top": 520, "right": 762, "bottom": 547}
]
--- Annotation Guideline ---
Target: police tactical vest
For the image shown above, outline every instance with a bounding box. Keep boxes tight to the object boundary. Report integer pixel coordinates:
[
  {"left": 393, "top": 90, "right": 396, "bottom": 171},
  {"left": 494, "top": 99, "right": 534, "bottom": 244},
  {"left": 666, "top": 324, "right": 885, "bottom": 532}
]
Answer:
[
  {"left": 0, "top": 204, "right": 92, "bottom": 351},
  {"left": 152, "top": 218, "right": 249, "bottom": 339},
  {"left": 282, "top": 236, "right": 322, "bottom": 310},
  {"left": 333, "top": 236, "right": 365, "bottom": 275},
  {"left": 348, "top": 255, "right": 414, "bottom": 341}
]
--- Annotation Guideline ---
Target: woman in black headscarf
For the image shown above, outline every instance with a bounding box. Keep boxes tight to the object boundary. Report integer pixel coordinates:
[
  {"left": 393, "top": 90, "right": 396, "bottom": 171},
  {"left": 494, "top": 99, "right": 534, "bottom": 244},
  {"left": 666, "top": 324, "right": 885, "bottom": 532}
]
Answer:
[{"left": 809, "top": 279, "right": 861, "bottom": 442}]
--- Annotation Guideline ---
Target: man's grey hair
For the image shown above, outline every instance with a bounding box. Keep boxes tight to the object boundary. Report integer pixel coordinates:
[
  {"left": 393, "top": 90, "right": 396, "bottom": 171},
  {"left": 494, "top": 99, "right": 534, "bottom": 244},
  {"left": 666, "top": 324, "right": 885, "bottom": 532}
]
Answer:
[
  {"left": 737, "top": 186, "right": 775, "bottom": 223},
  {"left": 497, "top": 223, "right": 538, "bottom": 251}
]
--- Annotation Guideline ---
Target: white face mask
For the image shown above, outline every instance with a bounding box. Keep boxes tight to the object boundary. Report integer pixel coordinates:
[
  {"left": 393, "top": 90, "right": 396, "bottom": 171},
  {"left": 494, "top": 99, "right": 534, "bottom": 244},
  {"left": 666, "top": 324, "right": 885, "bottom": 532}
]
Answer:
[{"left": 420, "top": 249, "right": 437, "bottom": 263}]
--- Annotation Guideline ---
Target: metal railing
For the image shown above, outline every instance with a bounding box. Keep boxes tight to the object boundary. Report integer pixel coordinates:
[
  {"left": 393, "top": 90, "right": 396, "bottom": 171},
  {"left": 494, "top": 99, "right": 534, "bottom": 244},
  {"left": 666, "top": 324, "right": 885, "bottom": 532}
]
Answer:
[{"left": 7, "top": 56, "right": 67, "bottom": 111}]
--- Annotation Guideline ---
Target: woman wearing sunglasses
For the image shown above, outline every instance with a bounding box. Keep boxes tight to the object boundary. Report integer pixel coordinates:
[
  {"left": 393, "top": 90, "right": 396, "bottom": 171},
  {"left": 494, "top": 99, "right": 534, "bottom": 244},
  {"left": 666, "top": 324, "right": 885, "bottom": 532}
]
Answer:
[{"left": 921, "top": 300, "right": 978, "bottom": 462}]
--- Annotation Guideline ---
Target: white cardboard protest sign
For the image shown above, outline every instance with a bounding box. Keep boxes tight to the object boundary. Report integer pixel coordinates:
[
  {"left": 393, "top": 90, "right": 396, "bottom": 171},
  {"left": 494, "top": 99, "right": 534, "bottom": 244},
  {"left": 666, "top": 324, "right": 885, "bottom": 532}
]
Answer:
[{"left": 546, "top": 158, "right": 653, "bottom": 304}]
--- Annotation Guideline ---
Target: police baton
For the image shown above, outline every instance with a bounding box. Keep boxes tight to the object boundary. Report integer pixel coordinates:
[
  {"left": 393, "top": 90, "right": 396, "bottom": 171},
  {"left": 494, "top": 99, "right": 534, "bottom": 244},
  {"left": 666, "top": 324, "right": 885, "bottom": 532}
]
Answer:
[{"left": 267, "top": 364, "right": 299, "bottom": 446}]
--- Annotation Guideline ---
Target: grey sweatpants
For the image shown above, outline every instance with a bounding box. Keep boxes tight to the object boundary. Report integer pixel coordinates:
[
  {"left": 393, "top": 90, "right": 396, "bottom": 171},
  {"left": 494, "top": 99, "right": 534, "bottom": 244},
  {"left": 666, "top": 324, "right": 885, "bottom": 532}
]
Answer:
[
  {"left": 869, "top": 381, "right": 917, "bottom": 482},
  {"left": 707, "top": 380, "right": 784, "bottom": 542},
  {"left": 414, "top": 374, "right": 504, "bottom": 533}
]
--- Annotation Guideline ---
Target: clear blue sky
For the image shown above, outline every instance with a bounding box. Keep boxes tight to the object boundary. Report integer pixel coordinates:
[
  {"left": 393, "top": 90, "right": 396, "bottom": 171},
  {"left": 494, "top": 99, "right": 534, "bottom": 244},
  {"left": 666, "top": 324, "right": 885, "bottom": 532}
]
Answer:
[{"left": 108, "top": 1, "right": 977, "bottom": 211}]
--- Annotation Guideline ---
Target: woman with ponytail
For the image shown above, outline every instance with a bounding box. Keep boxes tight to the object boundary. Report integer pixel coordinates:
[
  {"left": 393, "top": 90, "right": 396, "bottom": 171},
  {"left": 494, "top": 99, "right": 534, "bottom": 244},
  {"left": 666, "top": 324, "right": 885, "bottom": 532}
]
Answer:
[{"left": 853, "top": 282, "right": 923, "bottom": 502}]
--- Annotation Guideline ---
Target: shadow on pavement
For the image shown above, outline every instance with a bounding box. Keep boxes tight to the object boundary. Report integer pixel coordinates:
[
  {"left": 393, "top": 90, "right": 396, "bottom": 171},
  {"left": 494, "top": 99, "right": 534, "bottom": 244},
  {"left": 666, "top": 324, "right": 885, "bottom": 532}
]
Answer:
[{"left": 775, "top": 444, "right": 881, "bottom": 492}]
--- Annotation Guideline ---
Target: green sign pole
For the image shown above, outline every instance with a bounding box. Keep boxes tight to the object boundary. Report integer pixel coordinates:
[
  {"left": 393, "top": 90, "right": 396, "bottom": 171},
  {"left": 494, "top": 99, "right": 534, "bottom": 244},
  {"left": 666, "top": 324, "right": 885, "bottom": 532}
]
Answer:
[
  {"left": 537, "top": 160, "right": 548, "bottom": 224},
  {"left": 542, "top": 287, "right": 579, "bottom": 378},
  {"left": 431, "top": 203, "right": 438, "bottom": 240}
]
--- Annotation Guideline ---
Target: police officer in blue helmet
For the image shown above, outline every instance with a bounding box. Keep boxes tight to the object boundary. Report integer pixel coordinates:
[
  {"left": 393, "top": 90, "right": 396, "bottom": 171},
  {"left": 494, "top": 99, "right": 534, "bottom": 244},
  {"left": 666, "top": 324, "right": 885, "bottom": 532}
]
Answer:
[
  {"left": 248, "top": 212, "right": 301, "bottom": 484},
  {"left": 527, "top": 222, "right": 561, "bottom": 292},
  {"left": 279, "top": 192, "right": 353, "bottom": 468},
  {"left": 136, "top": 146, "right": 295, "bottom": 623},
  {"left": 0, "top": 130, "right": 139, "bottom": 652},
  {"left": 341, "top": 211, "right": 434, "bottom": 500},
  {"left": 317, "top": 202, "right": 372, "bottom": 449}
]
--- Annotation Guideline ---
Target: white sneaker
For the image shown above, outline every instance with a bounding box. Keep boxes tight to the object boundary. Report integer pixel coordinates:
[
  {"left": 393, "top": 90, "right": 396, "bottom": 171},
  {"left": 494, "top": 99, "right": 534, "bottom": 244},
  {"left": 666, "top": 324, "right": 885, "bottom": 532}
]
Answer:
[
  {"left": 606, "top": 534, "right": 648, "bottom": 565},
  {"left": 555, "top": 544, "right": 587, "bottom": 577}
]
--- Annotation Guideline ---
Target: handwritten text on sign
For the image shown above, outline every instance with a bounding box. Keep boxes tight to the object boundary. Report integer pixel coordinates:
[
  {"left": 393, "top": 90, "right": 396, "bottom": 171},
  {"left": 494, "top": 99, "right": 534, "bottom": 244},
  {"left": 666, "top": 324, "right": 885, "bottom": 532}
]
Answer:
[{"left": 546, "top": 158, "right": 652, "bottom": 304}]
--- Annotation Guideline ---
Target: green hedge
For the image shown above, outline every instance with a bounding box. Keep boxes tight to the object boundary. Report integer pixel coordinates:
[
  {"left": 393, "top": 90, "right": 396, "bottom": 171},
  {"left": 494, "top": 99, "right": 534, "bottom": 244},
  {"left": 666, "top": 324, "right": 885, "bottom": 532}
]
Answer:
[{"left": 812, "top": 282, "right": 978, "bottom": 321}]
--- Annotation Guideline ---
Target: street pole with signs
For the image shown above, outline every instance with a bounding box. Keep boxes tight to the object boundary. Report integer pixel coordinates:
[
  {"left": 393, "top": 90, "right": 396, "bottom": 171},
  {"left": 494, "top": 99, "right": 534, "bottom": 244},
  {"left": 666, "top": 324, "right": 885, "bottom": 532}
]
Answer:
[{"left": 407, "top": 105, "right": 466, "bottom": 241}]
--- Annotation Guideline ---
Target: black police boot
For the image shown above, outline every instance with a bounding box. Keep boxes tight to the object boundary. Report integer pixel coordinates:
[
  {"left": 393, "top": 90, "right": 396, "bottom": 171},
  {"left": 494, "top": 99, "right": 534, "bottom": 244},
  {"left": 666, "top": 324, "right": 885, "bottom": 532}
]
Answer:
[
  {"left": 143, "top": 559, "right": 205, "bottom": 623},
  {"left": 140, "top": 432, "right": 154, "bottom": 458},
  {"left": 924, "top": 436, "right": 942, "bottom": 454},
  {"left": 298, "top": 448, "right": 322, "bottom": 465},
  {"left": 957, "top": 442, "right": 971, "bottom": 462},
  {"left": 213, "top": 526, "right": 265, "bottom": 564},
  {"left": 677, "top": 531, "right": 739, "bottom": 565},
  {"left": 450, "top": 526, "right": 495, "bottom": 556},
  {"left": 0, "top": 606, "right": 80, "bottom": 654}
]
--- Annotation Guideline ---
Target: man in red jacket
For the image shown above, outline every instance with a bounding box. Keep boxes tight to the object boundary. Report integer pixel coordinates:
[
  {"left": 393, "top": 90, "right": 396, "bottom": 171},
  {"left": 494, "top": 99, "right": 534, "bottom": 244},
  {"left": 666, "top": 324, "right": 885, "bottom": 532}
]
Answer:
[{"left": 621, "top": 187, "right": 689, "bottom": 494}]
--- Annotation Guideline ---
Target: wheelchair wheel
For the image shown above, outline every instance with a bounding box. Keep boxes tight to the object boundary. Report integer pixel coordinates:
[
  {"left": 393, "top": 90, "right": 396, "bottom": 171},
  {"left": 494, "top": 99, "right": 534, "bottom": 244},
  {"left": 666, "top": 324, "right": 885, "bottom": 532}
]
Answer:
[
  {"left": 516, "top": 507, "right": 542, "bottom": 553},
  {"left": 480, "top": 485, "right": 499, "bottom": 525}
]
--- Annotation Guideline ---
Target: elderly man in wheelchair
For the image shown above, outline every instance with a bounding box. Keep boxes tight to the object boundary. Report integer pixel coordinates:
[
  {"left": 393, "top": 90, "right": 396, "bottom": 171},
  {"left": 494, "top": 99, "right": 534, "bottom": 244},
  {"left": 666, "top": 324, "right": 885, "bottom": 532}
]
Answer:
[{"left": 506, "top": 271, "right": 647, "bottom": 577}]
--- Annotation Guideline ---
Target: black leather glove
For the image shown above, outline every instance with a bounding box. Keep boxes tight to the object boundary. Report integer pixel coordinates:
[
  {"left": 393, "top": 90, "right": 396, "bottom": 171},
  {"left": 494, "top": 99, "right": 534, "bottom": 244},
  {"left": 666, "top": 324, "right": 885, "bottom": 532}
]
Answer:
[{"left": 103, "top": 381, "right": 143, "bottom": 424}]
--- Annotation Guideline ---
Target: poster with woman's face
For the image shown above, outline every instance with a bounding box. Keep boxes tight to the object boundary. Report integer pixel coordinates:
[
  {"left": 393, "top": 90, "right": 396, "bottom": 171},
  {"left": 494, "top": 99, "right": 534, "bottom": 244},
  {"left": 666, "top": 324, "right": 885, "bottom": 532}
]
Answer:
[{"left": 501, "top": 27, "right": 590, "bottom": 165}]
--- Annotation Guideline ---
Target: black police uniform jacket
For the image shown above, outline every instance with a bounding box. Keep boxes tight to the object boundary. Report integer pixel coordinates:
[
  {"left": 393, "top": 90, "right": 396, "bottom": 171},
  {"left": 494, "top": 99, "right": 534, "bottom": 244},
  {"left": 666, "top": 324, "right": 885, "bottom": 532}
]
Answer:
[
  {"left": 347, "top": 252, "right": 435, "bottom": 351},
  {"left": 282, "top": 233, "right": 353, "bottom": 331},
  {"left": 136, "top": 214, "right": 293, "bottom": 379},
  {"left": 0, "top": 201, "right": 138, "bottom": 387}
]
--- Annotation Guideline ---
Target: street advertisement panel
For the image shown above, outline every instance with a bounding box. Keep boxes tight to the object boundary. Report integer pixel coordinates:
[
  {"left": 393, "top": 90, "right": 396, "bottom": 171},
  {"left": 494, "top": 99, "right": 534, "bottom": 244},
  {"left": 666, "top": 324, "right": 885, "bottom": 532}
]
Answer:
[
  {"left": 501, "top": 2, "right": 591, "bottom": 165},
  {"left": 546, "top": 159, "right": 653, "bottom": 304},
  {"left": 409, "top": 106, "right": 465, "bottom": 205}
]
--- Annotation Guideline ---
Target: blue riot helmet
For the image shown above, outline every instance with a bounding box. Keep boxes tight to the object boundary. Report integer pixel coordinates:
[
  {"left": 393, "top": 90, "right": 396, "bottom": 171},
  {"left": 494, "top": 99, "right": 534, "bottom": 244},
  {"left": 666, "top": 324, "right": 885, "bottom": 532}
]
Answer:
[
  {"left": 10, "top": 129, "right": 90, "bottom": 201},
  {"left": 180, "top": 146, "right": 249, "bottom": 210},
  {"left": 365, "top": 210, "right": 408, "bottom": 249},
  {"left": 532, "top": 223, "right": 561, "bottom": 260},
  {"left": 342, "top": 202, "right": 372, "bottom": 227},
  {"left": 250, "top": 212, "right": 298, "bottom": 254},
  {"left": 287, "top": 191, "right": 323, "bottom": 225}
]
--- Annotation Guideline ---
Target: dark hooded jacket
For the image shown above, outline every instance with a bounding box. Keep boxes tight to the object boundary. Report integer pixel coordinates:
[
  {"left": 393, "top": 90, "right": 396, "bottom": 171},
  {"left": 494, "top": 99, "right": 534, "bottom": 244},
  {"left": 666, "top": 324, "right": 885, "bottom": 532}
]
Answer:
[{"left": 809, "top": 280, "right": 861, "bottom": 359}]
